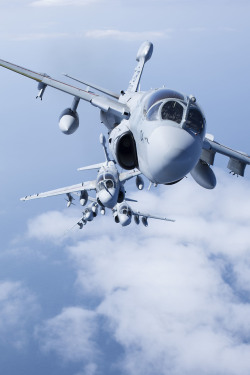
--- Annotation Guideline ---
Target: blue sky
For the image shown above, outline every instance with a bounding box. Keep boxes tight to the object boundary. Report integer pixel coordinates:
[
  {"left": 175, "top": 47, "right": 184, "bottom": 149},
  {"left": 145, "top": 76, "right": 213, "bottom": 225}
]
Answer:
[{"left": 0, "top": 1, "right": 250, "bottom": 374}]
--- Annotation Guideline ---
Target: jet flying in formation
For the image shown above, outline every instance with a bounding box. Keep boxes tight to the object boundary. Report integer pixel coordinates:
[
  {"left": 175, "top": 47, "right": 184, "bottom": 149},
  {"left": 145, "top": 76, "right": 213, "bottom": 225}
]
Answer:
[
  {"left": 70, "top": 199, "right": 174, "bottom": 229},
  {"left": 21, "top": 134, "right": 174, "bottom": 228},
  {"left": 1, "top": 41, "right": 249, "bottom": 226}
]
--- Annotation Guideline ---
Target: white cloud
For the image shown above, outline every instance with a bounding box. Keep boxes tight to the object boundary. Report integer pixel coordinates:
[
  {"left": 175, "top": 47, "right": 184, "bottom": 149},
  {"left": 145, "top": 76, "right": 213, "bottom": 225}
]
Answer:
[
  {"left": 0, "top": 29, "right": 168, "bottom": 42},
  {"left": 4, "top": 29, "right": 169, "bottom": 43},
  {"left": 10, "top": 33, "right": 69, "bottom": 41},
  {"left": 30, "top": 0, "right": 100, "bottom": 6},
  {"left": 85, "top": 29, "right": 170, "bottom": 41},
  {"left": 28, "top": 170, "right": 250, "bottom": 374},
  {"left": 75, "top": 363, "right": 98, "bottom": 375},
  {"left": 0, "top": 281, "right": 39, "bottom": 349},
  {"left": 35, "top": 307, "right": 98, "bottom": 362},
  {"left": 27, "top": 209, "right": 80, "bottom": 242}
]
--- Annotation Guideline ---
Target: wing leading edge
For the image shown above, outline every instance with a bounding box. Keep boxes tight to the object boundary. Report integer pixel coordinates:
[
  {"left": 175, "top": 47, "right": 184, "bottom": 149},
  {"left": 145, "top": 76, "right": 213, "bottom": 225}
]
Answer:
[
  {"left": 20, "top": 180, "right": 96, "bottom": 201},
  {"left": 132, "top": 210, "right": 175, "bottom": 222},
  {"left": 0, "top": 59, "right": 130, "bottom": 119},
  {"left": 202, "top": 134, "right": 250, "bottom": 176}
]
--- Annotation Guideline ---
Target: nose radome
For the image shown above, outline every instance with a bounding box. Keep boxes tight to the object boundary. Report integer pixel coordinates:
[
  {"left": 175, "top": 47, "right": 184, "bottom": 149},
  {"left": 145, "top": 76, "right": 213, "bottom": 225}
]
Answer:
[
  {"left": 119, "top": 215, "right": 131, "bottom": 226},
  {"left": 147, "top": 126, "right": 202, "bottom": 183}
]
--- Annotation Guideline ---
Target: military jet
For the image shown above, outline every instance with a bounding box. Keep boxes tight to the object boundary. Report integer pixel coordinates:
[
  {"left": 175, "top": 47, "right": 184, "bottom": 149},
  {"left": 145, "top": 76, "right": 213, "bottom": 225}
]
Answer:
[
  {"left": 20, "top": 132, "right": 174, "bottom": 228},
  {"left": 20, "top": 134, "right": 143, "bottom": 211},
  {"left": 20, "top": 134, "right": 174, "bottom": 229},
  {"left": 72, "top": 200, "right": 174, "bottom": 229},
  {"left": 112, "top": 201, "right": 174, "bottom": 227},
  {"left": 1, "top": 42, "right": 249, "bottom": 189}
]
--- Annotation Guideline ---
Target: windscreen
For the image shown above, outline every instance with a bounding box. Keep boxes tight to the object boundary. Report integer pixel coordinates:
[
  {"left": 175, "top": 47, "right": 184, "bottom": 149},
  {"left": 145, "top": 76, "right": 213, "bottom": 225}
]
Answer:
[
  {"left": 186, "top": 107, "right": 204, "bottom": 133},
  {"left": 161, "top": 101, "right": 184, "bottom": 124},
  {"left": 146, "top": 89, "right": 185, "bottom": 112}
]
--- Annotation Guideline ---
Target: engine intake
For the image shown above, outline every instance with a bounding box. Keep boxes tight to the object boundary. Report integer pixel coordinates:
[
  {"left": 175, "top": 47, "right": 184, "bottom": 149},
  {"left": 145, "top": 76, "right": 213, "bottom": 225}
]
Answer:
[{"left": 116, "top": 131, "right": 138, "bottom": 170}]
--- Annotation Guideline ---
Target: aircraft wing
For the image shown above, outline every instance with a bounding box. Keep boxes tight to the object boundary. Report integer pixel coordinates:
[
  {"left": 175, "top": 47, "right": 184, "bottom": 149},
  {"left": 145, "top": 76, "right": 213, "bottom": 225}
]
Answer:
[
  {"left": 119, "top": 169, "right": 141, "bottom": 182},
  {"left": 65, "top": 214, "right": 87, "bottom": 232},
  {"left": 0, "top": 59, "right": 130, "bottom": 118},
  {"left": 20, "top": 180, "right": 96, "bottom": 201},
  {"left": 202, "top": 134, "right": 250, "bottom": 176},
  {"left": 132, "top": 210, "right": 175, "bottom": 222}
]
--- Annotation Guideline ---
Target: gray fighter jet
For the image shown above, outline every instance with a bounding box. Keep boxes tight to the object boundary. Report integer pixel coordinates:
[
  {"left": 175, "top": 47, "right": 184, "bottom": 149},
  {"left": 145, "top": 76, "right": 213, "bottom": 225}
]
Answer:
[
  {"left": 71, "top": 200, "right": 174, "bottom": 230},
  {"left": 20, "top": 134, "right": 143, "bottom": 211},
  {"left": 70, "top": 200, "right": 175, "bottom": 229},
  {"left": 21, "top": 133, "right": 174, "bottom": 228},
  {"left": 112, "top": 201, "right": 174, "bottom": 227},
  {"left": 1, "top": 42, "right": 249, "bottom": 190}
]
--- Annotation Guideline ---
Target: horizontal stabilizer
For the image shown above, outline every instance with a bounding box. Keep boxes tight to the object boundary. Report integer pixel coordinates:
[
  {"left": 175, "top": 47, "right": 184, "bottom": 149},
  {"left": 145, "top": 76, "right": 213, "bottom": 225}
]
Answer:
[
  {"left": 133, "top": 210, "right": 175, "bottom": 222},
  {"left": 77, "top": 162, "right": 105, "bottom": 171},
  {"left": 119, "top": 169, "right": 141, "bottom": 182}
]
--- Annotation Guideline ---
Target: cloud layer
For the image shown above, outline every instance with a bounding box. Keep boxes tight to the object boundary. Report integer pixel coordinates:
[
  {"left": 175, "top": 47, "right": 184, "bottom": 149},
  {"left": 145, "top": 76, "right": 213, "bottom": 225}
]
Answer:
[
  {"left": 36, "top": 307, "right": 98, "bottom": 361},
  {"left": 29, "top": 170, "right": 250, "bottom": 374},
  {"left": 85, "top": 29, "right": 169, "bottom": 41},
  {"left": 0, "top": 281, "right": 39, "bottom": 349}
]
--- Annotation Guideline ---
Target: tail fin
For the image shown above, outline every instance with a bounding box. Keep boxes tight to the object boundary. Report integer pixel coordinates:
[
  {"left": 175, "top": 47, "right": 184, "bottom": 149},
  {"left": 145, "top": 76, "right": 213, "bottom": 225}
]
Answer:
[
  {"left": 127, "top": 41, "right": 153, "bottom": 93},
  {"left": 78, "top": 133, "right": 111, "bottom": 171},
  {"left": 99, "top": 133, "right": 110, "bottom": 164}
]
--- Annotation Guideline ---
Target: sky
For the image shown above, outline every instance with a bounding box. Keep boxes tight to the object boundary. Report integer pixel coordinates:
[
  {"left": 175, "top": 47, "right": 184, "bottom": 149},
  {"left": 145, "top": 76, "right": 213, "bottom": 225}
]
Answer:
[{"left": 0, "top": 0, "right": 250, "bottom": 374}]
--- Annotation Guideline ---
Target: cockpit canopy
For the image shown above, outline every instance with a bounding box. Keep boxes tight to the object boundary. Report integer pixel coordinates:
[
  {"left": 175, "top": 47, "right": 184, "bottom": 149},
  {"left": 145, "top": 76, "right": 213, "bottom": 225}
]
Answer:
[
  {"left": 145, "top": 89, "right": 205, "bottom": 134},
  {"left": 97, "top": 173, "right": 116, "bottom": 191},
  {"left": 146, "top": 89, "right": 185, "bottom": 110},
  {"left": 118, "top": 204, "right": 132, "bottom": 216},
  {"left": 161, "top": 101, "right": 183, "bottom": 124}
]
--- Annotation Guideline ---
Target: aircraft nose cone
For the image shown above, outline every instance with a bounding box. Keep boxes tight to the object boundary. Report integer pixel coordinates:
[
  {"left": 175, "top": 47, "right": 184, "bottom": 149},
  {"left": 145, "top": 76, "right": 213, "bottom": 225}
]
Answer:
[
  {"left": 119, "top": 215, "right": 132, "bottom": 226},
  {"left": 97, "top": 189, "right": 117, "bottom": 209},
  {"left": 146, "top": 125, "right": 202, "bottom": 183}
]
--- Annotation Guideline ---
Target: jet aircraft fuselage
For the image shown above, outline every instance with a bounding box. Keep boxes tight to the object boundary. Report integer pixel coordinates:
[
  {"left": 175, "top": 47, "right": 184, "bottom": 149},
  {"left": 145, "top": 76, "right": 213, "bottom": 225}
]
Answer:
[
  {"left": 95, "top": 161, "right": 123, "bottom": 208},
  {"left": 109, "top": 88, "right": 205, "bottom": 185}
]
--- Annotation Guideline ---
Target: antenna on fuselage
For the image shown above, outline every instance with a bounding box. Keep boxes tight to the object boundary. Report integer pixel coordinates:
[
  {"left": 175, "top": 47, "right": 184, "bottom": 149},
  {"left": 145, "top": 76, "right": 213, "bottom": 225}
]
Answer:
[
  {"left": 77, "top": 134, "right": 111, "bottom": 172},
  {"left": 99, "top": 133, "right": 110, "bottom": 164}
]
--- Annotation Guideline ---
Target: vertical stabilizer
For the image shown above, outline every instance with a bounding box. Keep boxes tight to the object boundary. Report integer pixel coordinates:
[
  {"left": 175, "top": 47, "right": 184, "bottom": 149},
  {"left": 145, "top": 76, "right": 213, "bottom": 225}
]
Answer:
[
  {"left": 127, "top": 41, "right": 153, "bottom": 93},
  {"left": 99, "top": 133, "right": 110, "bottom": 163}
]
